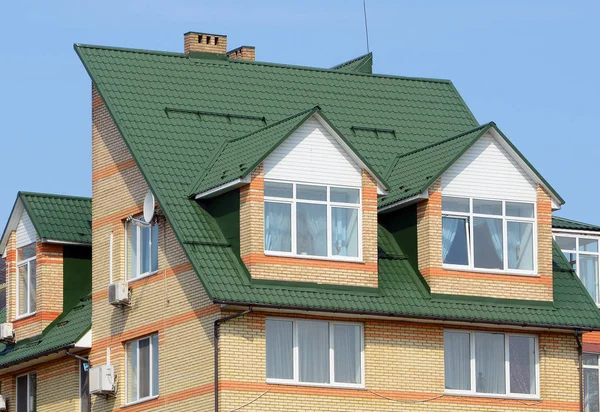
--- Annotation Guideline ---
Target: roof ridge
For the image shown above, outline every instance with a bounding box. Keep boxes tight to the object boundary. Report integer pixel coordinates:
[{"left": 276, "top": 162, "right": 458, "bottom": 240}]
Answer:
[
  {"left": 18, "top": 191, "right": 92, "bottom": 201},
  {"left": 331, "top": 52, "right": 372, "bottom": 70}
]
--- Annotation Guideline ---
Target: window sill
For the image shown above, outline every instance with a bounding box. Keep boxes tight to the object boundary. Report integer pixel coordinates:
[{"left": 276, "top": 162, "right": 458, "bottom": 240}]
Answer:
[
  {"left": 442, "top": 264, "right": 539, "bottom": 277},
  {"left": 266, "top": 379, "right": 364, "bottom": 390},
  {"left": 444, "top": 390, "right": 540, "bottom": 401},
  {"left": 127, "top": 270, "right": 159, "bottom": 284},
  {"left": 14, "top": 312, "right": 36, "bottom": 321},
  {"left": 264, "top": 251, "right": 364, "bottom": 264},
  {"left": 121, "top": 395, "right": 159, "bottom": 408}
]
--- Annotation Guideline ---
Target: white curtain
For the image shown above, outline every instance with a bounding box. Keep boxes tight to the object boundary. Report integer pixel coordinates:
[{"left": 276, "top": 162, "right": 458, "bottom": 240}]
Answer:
[
  {"left": 509, "top": 336, "right": 535, "bottom": 394},
  {"left": 333, "top": 324, "right": 361, "bottom": 384},
  {"left": 475, "top": 333, "right": 505, "bottom": 394},
  {"left": 474, "top": 218, "right": 503, "bottom": 269},
  {"left": 266, "top": 320, "right": 294, "bottom": 380},
  {"left": 126, "top": 341, "right": 138, "bottom": 403},
  {"left": 264, "top": 202, "right": 291, "bottom": 252},
  {"left": 444, "top": 331, "right": 471, "bottom": 390},
  {"left": 332, "top": 208, "right": 358, "bottom": 257},
  {"left": 298, "top": 321, "right": 329, "bottom": 383},
  {"left": 507, "top": 222, "right": 534, "bottom": 271},
  {"left": 442, "top": 218, "right": 459, "bottom": 262}
]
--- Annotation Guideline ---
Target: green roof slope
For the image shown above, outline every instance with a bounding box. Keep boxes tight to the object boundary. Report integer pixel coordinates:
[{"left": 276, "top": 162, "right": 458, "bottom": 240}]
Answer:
[
  {"left": 331, "top": 53, "right": 373, "bottom": 74},
  {"left": 553, "top": 216, "right": 600, "bottom": 232},
  {"left": 20, "top": 192, "right": 92, "bottom": 244},
  {"left": 0, "top": 296, "right": 91, "bottom": 368}
]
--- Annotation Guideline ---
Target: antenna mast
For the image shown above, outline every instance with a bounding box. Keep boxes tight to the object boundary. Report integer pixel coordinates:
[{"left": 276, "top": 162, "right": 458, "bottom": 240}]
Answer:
[{"left": 363, "top": 0, "right": 370, "bottom": 53}]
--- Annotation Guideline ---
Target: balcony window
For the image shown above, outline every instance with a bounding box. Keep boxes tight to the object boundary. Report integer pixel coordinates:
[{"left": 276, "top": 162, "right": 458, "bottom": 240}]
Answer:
[
  {"left": 16, "top": 243, "right": 36, "bottom": 317},
  {"left": 555, "top": 235, "right": 599, "bottom": 303},
  {"left": 584, "top": 354, "right": 600, "bottom": 412}
]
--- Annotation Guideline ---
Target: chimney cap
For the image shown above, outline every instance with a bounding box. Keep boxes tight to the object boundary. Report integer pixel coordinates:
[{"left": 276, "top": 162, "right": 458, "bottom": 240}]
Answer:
[{"left": 184, "top": 31, "right": 227, "bottom": 37}]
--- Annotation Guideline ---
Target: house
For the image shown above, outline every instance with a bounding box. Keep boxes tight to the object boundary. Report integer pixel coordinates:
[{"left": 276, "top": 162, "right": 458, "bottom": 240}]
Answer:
[
  {"left": 0, "top": 192, "right": 92, "bottom": 411},
  {"left": 553, "top": 216, "right": 600, "bottom": 409}
]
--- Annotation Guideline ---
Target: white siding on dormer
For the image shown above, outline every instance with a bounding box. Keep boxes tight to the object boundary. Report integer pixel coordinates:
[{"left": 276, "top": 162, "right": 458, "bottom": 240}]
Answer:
[
  {"left": 16, "top": 210, "right": 36, "bottom": 248},
  {"left": 441, "top": 132, "right": 536, "bottom": 201},
  {"left": 264, "top": 117, "right": 362, "bottom": 187}
]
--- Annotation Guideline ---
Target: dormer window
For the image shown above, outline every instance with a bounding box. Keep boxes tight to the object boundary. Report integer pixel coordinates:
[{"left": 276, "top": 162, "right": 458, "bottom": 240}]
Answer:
[
  {"left": 16, "top": 242, "right": 36, "bottom": 317},
  {"left": 264, "top": 181, "right": 361, "bottom": 260},
  {"left": 442, "top": 197, "right": 536, "bottom": 274},
  {"left": 126, "top": 220, "right": 158, "bottom": 280},
  {"left": 555, "top": 235, "right": 599, "bottom": 303}
]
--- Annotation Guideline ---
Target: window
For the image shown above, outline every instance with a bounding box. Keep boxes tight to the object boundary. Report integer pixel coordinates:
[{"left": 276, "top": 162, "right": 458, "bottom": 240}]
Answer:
[
  {"left": 266, "top": 318, "right": 363, "bottom": 387},
  {"left": 126, "top": 221, "right": 158, "bottom": 280},
  {"left": 264, "top": 181, "right": 361, "bottom": 260},
  {"left": 16, "top": 372, "right": 36, "bottom": 412},
  {"left": 80, "top": 360, "right": 90, "bottom": 412},
  {"left": 584, "top": 353, "right": 600, "bottom": 412},
  {"left": 555, "top": 235, "right": 599, "bottom": 304},
  {"left": 444, "top": 331, "right": 538, "bottom": 398},
  {"left": 16, "top": 243, "right": 36, "bottom": 317},
  {"left": 126, "top": 334, "right": 159, "bottom": 404},
  {"left": 442, "top": 197, "right": 536, "bottom": 274}
]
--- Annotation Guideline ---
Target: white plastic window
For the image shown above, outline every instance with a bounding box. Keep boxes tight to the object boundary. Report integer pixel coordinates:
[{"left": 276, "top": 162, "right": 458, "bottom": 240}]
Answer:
[
  {"left": 16, "top": 372, "right": 36, "bottom": 412},
  {"left": 16, "top": 243, "right": 36, "bottom": 317},
  {"left": 555, "top": 234, "right": 600, "bottom": 304},
  {"left": 126, "top": 334, "right": 159, "bottom": 404},
  {"left": 126, "top": 221, "right": 158, "bottom": 280}
]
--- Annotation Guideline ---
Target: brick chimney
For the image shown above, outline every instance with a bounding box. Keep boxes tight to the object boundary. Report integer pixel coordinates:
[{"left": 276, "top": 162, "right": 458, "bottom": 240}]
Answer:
[
  {"left": 226, "top": 46, "right": 256, "bottom": 61},
  {"left": 184, "top": 31, "right": 227, "bottom": 54}
]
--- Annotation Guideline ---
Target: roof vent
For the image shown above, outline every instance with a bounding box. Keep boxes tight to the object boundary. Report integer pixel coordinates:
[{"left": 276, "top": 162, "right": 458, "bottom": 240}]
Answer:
[{"left": 184, "top": 31, "right": 227, "bottom": 54}]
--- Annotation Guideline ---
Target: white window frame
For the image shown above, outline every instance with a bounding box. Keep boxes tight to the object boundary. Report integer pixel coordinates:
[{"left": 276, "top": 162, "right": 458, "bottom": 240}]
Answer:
[
  {"left": 553, "top": 233, "right": 600, "bottom": 305},
  {"left": 263, "top": 180, "right": 362, "bottom": 262},
  {"left": 266, "top": 317, "right": 365, "bottom": 389},
  {"left": 583, "top": 353, "right": 600, "bottom": 411},
  {"left": 442, "top": 196, "right": 538, "bottom": 276},
  {"left": 16, "top": 244, "right": 36, "bottom": 318},
  {"left": 125, "top": 334, "right": 159, "bottom": 405},
  {"left": 125, "top": 220, "right": 159, "bottom": 282},
  {"left": 444, "top": 330, "right": 540, "bottom": 399},
  {"left": 15, "top": 371, "right": 36, "bottom": 412}
]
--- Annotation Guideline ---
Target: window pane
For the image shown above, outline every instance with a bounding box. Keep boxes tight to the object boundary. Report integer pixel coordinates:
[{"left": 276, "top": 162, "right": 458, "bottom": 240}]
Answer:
[
  {"left": 442, "top": 217, "right": 469, "bottom": 265},
  {"left": 473, "top": 199, "right": 502, "bottom": 215},
  {"left": 18, "top": 243, "right": 36, "bottom": 261},
  {"left": 29, "top": 373, "right": 36, "bottom": 412},
  {"left": 297, "top": 185, "right": 327, "bottom": 201},
  {"left": 298, "top": 321, "right": 329, "bottom": 383},
  {"left": 126, "top": 342, "right": 138, "bottom": 403},
  {"left": 507, "top": 222, "right": 534, "bottom": 271},
  {"left": 331, "top": 187, "right": 360, "bottom": 204},
  {"left": 264, "top": 202, "right": 291, "bottom": 253},
  {"left": 585, "top": 354, "right": 599, "bottom": 366},
  {"left": 556, "top": 236, "right": 576, "bottom": 251},
  {"left": 331, "top": 208, "right": 359, "bottom": 257},
  {"left": 266, "top": 320, "right": 293, "bottom": 380},
  {"left": 580, "top": 255, "right": 599, "bottom": 302},
  {"left": 80, "top": 361, "right": 90, "bottom": 412},
  {"left": 581, "top": 238, "right": 599, "bottom": 253},
  {"left": 16, "top": 375, "right": 28, "bottom": 412},
  {"left": 29, "top": 260, "right": 36, "bottom": 313},
  {"left": 563, "top": 252, "right": 577, "bottom": 269},
  {"left": 151, "top": 224, "right": 158, "bottom": 272},
  {"left": 475, "top": 333, "right": 505, "bottom": 394},
  {"left": 151, "top": 335, "right": 159, "bottom": 396},
  {"left": 585, "top": 368, "right": 599, "bottom": 412},
  {"left": 128, "top": 224, "right": 138, "bottom": 279},
  {"left": 264, "top": 181, "right": 293, "bottom": 198},
  {"left": 139, "top": 338, "right": 151, "bottom": 399},
  {"left": 473, "top": 217, "right": 504, "bottom": 270},
  {"left": 442, "top": 196, "right": 469, "bottom": 213},
  {"left": 140, "top": 226, "right": 151, "bottom": 275},
  {"left": 297, "top": 203, "right": 327, "bottom": 256},
  {"left": 506, "top": 202, "right": 534, "bottom": 218},
  {"left": 509, "top": 336, "right": 536, "bottom": 394},
  {"left": 444, "top": 331, "right": 471, "bottom": 391},
  {"left": 333, "top": 324, "right": 361, "bottom": 384},
  {"left": 18, "top": 264, "right": 28, "bottom": 315}
]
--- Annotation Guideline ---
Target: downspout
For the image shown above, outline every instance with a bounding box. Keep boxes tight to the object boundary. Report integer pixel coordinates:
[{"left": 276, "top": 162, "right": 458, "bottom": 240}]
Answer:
[
  {"left": 65, "top": 347, "right": 89, "bottom": 364},
  {"left": 214, "top": 307, "right": 253, "bottom": 412},
  {"left": 575, "top": 330, "right": 583, "bottom": 412}
]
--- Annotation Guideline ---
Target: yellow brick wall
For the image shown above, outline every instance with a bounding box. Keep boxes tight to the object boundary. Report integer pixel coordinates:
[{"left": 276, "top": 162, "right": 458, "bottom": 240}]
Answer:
[
  {"left": 218, "top": 311, "right": 580, "bottom": 412},
  {"left": 418, "top": 179, "right": 554, "bottom": 301},
  {"left": 241, "top": 166, "right": 379, "bottom": 288}
]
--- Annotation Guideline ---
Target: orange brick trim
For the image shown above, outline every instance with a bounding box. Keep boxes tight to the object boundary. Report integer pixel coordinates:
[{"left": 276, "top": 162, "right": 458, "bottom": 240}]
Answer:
[
  {"left": 583, "top": 343, "right": 600, "bottom": 353},
  {"left": 92, "top": 158, "right": 137, "bottom": 182},
  {"left": 583, "top": 331, "right": 600, "bottom": 345},
  {"left": 241, "top": 254, "right": 377, "bottom": 272},
  {"left": 421, "top": 267, "right": 552, "bottom": 285},
  {"left": 92, "top": 204, "right": 142, "bottom": 229},
  {"left": 115, "top": 382, "right": 213, "bottom": 411},
  {"left": 13, "top": 312, "right": 61, "bottom": 328}
]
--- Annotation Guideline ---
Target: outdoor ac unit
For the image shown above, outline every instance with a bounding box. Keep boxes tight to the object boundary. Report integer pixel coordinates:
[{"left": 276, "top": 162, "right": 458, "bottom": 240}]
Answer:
[
  {"left": 89, "top": 364, "right": 115, "bottom": 395},
  {"left": 0, "top": 394, "right": 6, "bottom": 411},
  {"left": 0, "top": 323, "right": 14, "bottom": 342},
  {"left": 108, "top": 282, "right": 129, "bottom": 306}
]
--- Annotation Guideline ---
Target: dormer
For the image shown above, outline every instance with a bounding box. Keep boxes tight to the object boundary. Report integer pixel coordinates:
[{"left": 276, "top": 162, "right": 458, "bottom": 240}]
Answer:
[
  {"left": 191, "top": 107, "right": 387, "bottom": 287},
  {"left": 0, "top": 192, "right": 92, "bottom": 340},
  {"left": 381, "top": 123, "right": 563, "bottom": 301}
]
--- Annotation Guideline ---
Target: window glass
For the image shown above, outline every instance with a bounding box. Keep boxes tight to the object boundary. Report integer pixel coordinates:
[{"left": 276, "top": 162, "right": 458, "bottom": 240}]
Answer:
[
  {"left": 298, "top": 321, "right": 330, "bottom": 384},
  {"left": 506, "top": 202, "right": 534, "bottom": 218},
  {"left": 139, "top": 338, "right": 151, "bottom": 399},
  {"left": 297, "top": 185, "right": 327, "bottom": 201},
  {"left": 473, "top": 217, "right": 504, "bottom": 270},
  {"left": 473, "top": 199, "right": 502, "bottom": 215},
  {"left": 507, "top": 222, "right": 534, "bottom": 271},
  {"left": 264, "top": 203, "right": 292, "bottom": 252},
  {"left": 126, "top": 335, "right": 158, "bottom": 403},
  {"left": 585, "top": 354, "right": 599, "bottom": 366},
  {"left": 585, "top": 368, "right": 599, "bottom": 412},
  {"left": 581, "top": 238, "right": 599, "bottom": 253},
  {"left": 296, "top": 203, "right": 327, "bottom": 256},
  {"left": 16, "top": 375, "right": 28, "bottom": 412},
  {"left": 330, "top": 187, "right": 359, "bottom": 204},
  {"left": 264, "top": 181, "right": 293, "bottom": 198},
  {"left": 333, "top": 324, "right": 361, "bottom": 384},
  {"left": 29, "top": 260, "right": 36, "bottom": 313},
  {"left": 442, "top": 217, "right": 469, "bottom": 265},
  {"left": 442, "top": 196, "right": 469, "bottom": 213},
  {"left": 556, "top": 236, "right": 576, "bottom": 251},
  {"left": 563, "top": 252, "right": 577, "bottom": 269},
  {"left": 444, "top": 331, "right": 471, "bottom": 391},
  {"left": 475, "top": 333, "right": 505, "bottom": 394},
  {"left": 126, "top": 340, "right": 138, "bottom": 404},
  {"left": 18, "top": 265, "right": 28, "bottom": 315},
  {"left": 580, "top": 255, "right": 599, "bottom": 302},
  {"left": 509, "top": 336, "right": 536, "bottom": 394},
  {"left": 128, "top": 222, "right": 138, "bottom": 279},
  {"left": 331, "top": 208, "right": 359, "bottom": 257},
  {"left": 17, "top": 243, "right": 36, "bottom": 261},
  {"left": 127, "top": 222, "right": 158, "bottom": 280},
  {"left": 266, "top": 320, "right": 293, "bottom": 380}
]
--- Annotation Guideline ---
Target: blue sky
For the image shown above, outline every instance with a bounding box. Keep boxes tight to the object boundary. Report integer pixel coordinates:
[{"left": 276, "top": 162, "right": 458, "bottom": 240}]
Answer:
[{"left": 1, "top": 0, "right": 599, "bottom": 227}]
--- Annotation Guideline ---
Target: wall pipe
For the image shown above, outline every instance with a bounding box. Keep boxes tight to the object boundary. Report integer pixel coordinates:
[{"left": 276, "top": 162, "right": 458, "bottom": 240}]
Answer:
[{"left": 575, "top": 330, "right": 583, "bottom": 412}]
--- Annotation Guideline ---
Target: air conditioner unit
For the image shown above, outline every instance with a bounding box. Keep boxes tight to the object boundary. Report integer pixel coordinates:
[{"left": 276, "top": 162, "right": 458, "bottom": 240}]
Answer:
[
  {"left": 0, "top": 323, "right": 14, "bottom": 342},
  {"left": 0, "top": 394, "right": 6, "bottom": 411},
  {"left": 89, "top": 364, "right": 115, "bottom": 395},
  {"left": 108, "top": 282, "right": 130, "bottom": 306}
]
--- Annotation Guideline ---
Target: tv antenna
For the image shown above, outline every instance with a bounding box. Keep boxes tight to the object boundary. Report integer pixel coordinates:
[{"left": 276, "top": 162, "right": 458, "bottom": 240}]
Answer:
[{"left": 363, "top": 0, "right": 370, "bottom": 53}]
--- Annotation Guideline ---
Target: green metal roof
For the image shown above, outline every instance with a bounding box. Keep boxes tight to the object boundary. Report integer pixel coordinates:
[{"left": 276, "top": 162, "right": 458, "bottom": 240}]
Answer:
[
  {"left": 553, "top": 216, "right": 600, "bottom": 232},
  {"left": 0, "top": 296, "right": 91, "bottom": 368},
  {"left": 75, "top": 44, "right": 596, "bottom": 329},
  {"left": 331, "top": 53, "right": 373, "bottom": 74}
]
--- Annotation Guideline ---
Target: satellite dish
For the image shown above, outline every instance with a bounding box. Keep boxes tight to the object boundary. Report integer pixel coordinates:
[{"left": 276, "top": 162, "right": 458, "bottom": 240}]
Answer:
[{"left": 143, "top": 191, "right": 155, "bottom": 224}]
